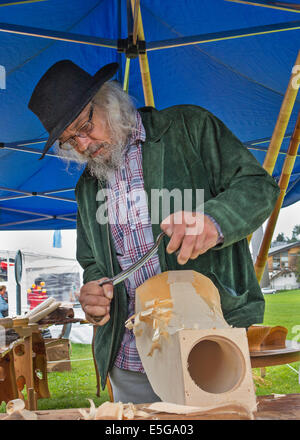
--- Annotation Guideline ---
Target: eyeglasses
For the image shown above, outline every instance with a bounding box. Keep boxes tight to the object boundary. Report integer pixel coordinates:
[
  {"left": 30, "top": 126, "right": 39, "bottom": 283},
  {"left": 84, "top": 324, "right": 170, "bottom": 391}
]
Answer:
[{"left": 59, "top": 105, "right": 94, "bottom": 150}]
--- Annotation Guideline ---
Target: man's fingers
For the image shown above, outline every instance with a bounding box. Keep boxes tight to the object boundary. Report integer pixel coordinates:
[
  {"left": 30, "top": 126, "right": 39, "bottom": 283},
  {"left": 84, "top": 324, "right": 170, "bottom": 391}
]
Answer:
[
  {"left": 79, "top": 278, "right": 113, "bottom": 326},
  {"left": 102, "top": 281, "right": 114, "bottom": 299},
  {"left": 96, "top": 314, "right": 110, "bottom": 326},
  {"left": 81, "top": 294, "right": 110, "bottom": 308},
  {"left": 85, "top": 304, "right": 110, "bottom": 318},
  {"left": 190, "top": 235, "right": 206, "bottom": 259},
  {"left": 160, "top": 216, "right": 174, "bottom": 237},
  {"left": 85, "top": 312, "right": 110, "bottom": 326},
  {"left": 176, "top": 235, "right": 197, "bottom": 265}
]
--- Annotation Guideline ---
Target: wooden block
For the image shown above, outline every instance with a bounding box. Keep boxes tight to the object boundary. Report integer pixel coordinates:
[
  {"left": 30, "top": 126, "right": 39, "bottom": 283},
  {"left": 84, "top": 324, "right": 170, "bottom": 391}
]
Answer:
[
  {"left": 134, "top": 270, "right": 256, "bottom": 414},
  {"left": 247, "top": 325, "right": 272, "bottom": 351},
  {"left": 27, "top": 387, "right": 37, "bottom": 411},
  {"left": 12, "top": 318, "right": 29, "bottom": 328},
  {"left": 261, "top": 326, "right": 288, "bottom": 349},
  {"left": 0, "top": 318, "right": 13, "bottom": 329},
  {"left": 44, "top": 338, "right": 71, "bottom": 372}
]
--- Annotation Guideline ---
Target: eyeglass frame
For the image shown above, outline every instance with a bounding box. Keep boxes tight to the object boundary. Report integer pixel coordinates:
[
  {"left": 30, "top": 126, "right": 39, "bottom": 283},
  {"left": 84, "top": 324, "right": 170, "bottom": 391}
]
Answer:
[{"left": 58, "top": 104, "right": 95, "bottom": 150}]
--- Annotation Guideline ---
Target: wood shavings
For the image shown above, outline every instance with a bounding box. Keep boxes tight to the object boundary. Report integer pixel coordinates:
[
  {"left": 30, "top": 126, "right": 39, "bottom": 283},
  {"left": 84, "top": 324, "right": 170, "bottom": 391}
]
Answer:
[
  {"left": 6, "top": 398, "right": 25, "bottom": 414},
  {"left": 141, "top": 309, "right": 154, "bottom": 317},
  {"left": 146, "top": 401, "right": 205, "bottom": 414},
  {"left": 146, "top": 401, "right": 254, "bottom": 419},
  {"left": 78, "top": 399, "right": 96, "bottom": 420},
  {"left": 123, "top": 402, "right": 135, "bottom": 420},
  {"left": 3, "top": 398, "right": 38, "bottom": 420},
  {"left": 95, "top": 401, "right": 124, "bottom": 420},
  {"left": 79, "top": 400, "right": 151, "bottom": 420},
  {"left": 147, "top": 341, "right": 161, "bottom": 357},
  {"left": 152, "top": 327, "right": 160, "bottom": 342},
  {"left": 125, "top": 299, "right": 173, "bottom": 356}
]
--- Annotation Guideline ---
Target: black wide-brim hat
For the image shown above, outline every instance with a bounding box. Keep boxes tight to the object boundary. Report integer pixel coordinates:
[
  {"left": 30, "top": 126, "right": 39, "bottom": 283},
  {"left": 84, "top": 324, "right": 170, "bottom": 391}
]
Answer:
[{"left": 28, "top": 60, "right": 119, "bottom": 159}]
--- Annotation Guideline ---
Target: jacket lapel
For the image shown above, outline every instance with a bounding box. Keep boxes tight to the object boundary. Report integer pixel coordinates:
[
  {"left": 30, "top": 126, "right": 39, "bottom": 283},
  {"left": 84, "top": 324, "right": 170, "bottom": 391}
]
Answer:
[{"left": 140, "top": 108, "right": 173, "bottom": 272}]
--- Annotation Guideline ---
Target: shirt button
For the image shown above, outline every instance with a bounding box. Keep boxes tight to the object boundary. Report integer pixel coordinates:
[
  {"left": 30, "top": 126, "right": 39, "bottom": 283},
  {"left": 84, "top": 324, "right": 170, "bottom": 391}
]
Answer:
[{"left": 130, "top": 223, "right": 136, "bottom": 231}]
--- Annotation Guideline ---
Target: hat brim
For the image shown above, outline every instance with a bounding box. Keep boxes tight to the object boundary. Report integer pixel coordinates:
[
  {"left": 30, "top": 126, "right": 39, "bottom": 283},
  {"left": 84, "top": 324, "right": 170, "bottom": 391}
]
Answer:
[{"left": 40, "top": 62, "right": 119, "bottom": 159}]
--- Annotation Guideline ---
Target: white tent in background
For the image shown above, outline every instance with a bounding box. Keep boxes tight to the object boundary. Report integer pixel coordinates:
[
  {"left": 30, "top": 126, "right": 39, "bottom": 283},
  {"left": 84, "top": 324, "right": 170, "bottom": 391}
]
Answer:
[{"left": 0, "top": 249, "right": 92, "bottom": 344}]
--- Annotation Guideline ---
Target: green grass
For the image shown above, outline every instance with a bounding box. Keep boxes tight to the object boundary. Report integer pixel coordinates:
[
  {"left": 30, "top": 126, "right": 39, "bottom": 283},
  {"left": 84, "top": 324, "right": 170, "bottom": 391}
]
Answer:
[
  {"left": 36, "top": 343, "right": 110, "bottom": 410},
  {"left": 1, "top": 289, "right": 299, "bottom": 412},
  {"left": 253, "top": 288, "right": 300, "bottom": 396}
]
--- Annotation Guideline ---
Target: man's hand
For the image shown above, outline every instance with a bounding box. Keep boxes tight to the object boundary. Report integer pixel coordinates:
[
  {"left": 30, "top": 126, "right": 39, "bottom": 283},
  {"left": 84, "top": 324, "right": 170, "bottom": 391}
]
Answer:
[
  {"left": 160, "top": 211, "right": 219, "bottom": 265},
  {"left": 79, "top": 278, "right": 113, "bottom": 326}
]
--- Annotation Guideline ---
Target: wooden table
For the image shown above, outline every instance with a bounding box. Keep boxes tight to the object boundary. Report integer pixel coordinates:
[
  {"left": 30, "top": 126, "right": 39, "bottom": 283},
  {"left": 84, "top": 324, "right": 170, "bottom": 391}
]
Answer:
[
  {"left": 250, "top": 340, "right": 300, "bottom": 368},
  {"left": 1, "top": 394, "right": 300, "bottom": 420}
]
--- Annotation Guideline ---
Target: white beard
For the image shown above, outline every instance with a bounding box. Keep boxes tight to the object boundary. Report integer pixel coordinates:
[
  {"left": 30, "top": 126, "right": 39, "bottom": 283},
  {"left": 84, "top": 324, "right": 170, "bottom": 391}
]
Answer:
[
  {"left": 66, "top": 140, "right": 126, "bottom": 181},
  {"left": 86, "top": 141, "right": 125, "bottom": 181}
]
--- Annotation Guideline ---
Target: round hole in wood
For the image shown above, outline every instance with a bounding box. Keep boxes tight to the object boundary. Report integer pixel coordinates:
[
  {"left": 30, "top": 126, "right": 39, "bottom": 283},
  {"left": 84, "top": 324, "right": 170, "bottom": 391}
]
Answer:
[
  {"left": 14, "top": 344, "right": 25, "bottom": 356},
  {"left": 187, "top": 336, "right": 245, "bottom": 394},
  {"left": 16, "top": 375, "right": 26, "bottom": 391},
  {"left": 35, "top": 369, "right": 43, "bottom": 380}
]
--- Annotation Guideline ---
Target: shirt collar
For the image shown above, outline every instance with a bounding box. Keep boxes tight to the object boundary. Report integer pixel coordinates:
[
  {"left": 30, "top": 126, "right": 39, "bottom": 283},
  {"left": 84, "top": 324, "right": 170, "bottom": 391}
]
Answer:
[{"left": 126, "top": 111, "right": 146, "bottom": 149}]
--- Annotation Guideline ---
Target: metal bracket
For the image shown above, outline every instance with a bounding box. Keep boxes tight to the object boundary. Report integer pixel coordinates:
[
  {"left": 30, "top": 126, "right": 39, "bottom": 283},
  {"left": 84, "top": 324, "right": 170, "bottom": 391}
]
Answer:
[{"left": 117, "top": 35, "right": 146, "bottom": 59}]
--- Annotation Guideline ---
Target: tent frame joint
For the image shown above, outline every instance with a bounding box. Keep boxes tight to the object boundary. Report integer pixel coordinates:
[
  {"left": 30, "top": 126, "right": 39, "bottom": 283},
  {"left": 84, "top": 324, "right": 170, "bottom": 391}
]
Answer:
[{"left": 117, "top": 35, "right": 146, "bottom": 59}]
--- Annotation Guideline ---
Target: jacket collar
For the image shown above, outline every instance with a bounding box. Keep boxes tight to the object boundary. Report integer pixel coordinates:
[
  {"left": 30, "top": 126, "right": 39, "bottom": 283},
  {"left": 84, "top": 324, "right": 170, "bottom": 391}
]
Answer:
[{"left": 138, "top": 107, "right": 173, "bottom": 143}]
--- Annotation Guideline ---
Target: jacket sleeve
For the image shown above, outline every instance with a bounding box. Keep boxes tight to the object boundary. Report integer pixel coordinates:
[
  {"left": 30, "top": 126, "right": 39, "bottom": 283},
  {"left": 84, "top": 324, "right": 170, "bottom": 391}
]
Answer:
[
  {"left": 198, "top": 112, "right": 280, "bottom": 248},
  {"left": 76, "top": 210, "right": 105, "bottom": 284}
]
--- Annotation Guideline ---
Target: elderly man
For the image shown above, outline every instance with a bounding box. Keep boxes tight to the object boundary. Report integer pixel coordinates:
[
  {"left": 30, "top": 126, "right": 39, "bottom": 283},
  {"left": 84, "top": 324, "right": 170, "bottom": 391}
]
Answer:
[{"left": 29, "top": 60, "right": 279, "bottom": 404}]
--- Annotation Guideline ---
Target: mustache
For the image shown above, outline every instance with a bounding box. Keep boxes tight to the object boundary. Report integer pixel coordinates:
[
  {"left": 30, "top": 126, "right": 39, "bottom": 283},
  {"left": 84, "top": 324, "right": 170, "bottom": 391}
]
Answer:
[{"left": 83, "top": 142, "right": 111, "bottom": 159}]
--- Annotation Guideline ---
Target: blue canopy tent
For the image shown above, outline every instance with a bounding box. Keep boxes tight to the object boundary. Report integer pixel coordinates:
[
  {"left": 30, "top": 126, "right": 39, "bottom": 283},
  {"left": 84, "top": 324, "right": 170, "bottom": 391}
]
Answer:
[{"left": 0, "top": 0, "right": 299, "bottom": 231}]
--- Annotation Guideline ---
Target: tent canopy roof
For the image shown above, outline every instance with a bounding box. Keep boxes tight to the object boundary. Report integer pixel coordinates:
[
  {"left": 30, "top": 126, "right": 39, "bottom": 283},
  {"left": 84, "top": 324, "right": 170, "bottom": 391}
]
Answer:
[{"left": 0, "top": 0, "right": 299, "bottom": 230}]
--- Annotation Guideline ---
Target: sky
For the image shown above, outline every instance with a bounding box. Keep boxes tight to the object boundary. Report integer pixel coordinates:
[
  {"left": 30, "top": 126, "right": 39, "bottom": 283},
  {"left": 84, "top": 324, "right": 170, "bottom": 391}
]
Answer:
[{"left": 0, "top": 200, "right": 299, "bottom": 260}]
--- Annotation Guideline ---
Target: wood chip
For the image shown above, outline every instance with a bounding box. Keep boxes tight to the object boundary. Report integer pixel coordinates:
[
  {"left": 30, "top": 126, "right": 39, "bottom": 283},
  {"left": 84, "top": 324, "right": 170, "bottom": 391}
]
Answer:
[{"left": 79, "top": 400, "right": 151, "bottom": 420}]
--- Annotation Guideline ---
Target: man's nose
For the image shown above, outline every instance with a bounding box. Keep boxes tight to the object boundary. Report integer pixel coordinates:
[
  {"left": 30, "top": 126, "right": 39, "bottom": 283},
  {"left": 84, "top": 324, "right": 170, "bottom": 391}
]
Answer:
[{"left": 75, "top": 136, "right": 92, "bottom": 152}]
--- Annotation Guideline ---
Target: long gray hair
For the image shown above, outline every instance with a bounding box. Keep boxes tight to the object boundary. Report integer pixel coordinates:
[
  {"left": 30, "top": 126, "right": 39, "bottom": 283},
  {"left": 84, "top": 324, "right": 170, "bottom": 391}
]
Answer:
[
  {"left": 93, "top": 80, "right": 137, "bottom": 145},
  {"left": 54, "top": 81, "right": 137, "bottom": 172}
]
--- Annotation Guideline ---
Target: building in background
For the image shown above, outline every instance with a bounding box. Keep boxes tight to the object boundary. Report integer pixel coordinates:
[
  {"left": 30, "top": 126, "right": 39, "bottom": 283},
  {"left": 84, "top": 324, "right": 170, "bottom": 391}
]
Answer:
[{"left": 268, "top": 241, "right": 300, "bottom": 291}]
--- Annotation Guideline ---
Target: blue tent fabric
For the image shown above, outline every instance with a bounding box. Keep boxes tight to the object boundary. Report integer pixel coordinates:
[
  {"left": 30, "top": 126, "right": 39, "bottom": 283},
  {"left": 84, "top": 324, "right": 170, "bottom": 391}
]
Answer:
[{"left": 0, "top": 0, "right": 299, "bottom": 230}]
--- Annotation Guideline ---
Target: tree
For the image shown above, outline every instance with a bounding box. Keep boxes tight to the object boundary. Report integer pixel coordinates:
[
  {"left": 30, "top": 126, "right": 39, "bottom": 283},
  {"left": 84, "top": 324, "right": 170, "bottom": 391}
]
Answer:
[
  {"left": 291, "top": 224, "right": 300, "bottom": 242},
  {"left": 275, "top": 232, "right": 287, "bottom": 242}
]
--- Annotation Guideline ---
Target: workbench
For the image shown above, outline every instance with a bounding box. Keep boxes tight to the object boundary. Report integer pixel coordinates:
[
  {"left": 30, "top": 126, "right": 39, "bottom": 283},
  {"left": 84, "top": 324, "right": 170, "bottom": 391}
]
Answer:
[
  {"left": 0, "top": 394, "right": 299, "bottom": 420},
  {"left": 250, "top": 340, "right": 300, "bottom": 368}
]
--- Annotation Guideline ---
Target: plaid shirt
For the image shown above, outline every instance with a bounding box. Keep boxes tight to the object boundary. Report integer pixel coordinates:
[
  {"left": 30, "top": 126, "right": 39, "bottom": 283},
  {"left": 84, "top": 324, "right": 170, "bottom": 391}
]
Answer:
[
  {"left": 107, "top": 112, "right": 160, "bottom": 372},
  {"left": 106, "top": 112, "right": 224, "bottom": 373}
]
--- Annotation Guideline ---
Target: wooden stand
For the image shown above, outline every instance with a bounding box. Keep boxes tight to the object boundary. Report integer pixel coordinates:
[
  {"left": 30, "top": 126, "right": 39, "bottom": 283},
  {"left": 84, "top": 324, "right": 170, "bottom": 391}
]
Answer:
[{"left": 0, "top": 319, "right": 50, "bottom": 410}]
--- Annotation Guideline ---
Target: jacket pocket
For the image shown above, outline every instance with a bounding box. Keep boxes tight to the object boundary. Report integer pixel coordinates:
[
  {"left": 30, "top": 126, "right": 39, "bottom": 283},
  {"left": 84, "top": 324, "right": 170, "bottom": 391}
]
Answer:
[{"left": 207, "top": 272, "right": 249, "bottom": 317}]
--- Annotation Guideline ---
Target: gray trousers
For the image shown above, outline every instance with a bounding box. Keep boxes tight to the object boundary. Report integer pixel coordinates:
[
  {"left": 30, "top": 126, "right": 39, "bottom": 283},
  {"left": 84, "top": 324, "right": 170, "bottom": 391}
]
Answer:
[{"left": 109, "top": 365, "right": 161, "bottom": 404}]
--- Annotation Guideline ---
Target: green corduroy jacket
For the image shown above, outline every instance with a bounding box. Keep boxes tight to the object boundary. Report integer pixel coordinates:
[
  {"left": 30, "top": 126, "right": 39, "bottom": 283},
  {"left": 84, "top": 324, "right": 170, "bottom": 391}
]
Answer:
[{"left": 75, "top": 105, "right": 280, "bottom": 389}]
